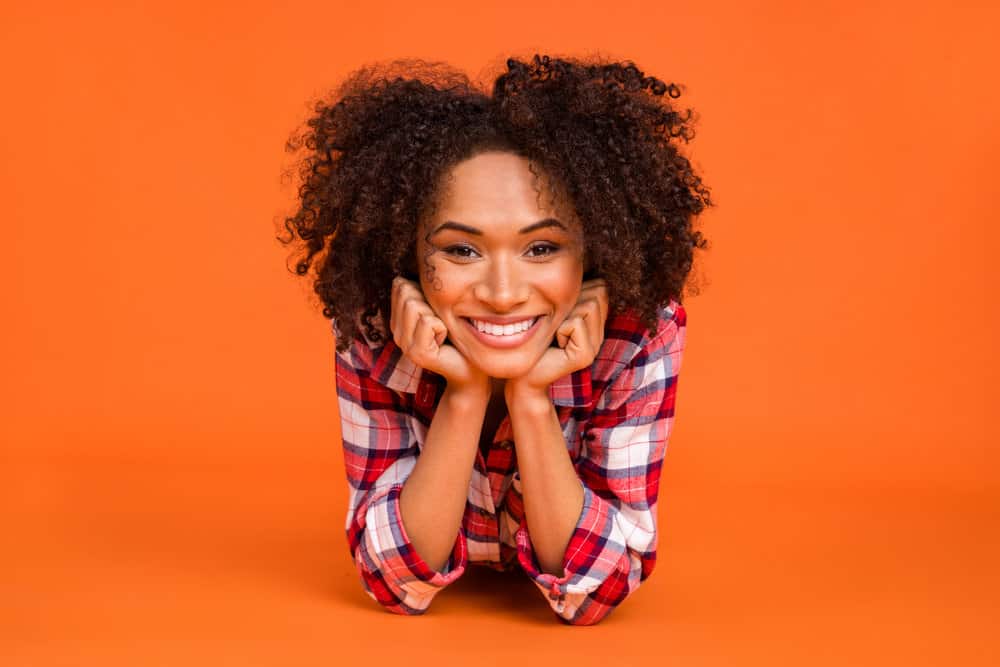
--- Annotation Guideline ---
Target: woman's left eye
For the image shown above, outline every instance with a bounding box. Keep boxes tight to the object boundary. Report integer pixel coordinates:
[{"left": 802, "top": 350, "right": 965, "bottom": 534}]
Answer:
[{"left": 527, "top": 243, "right": 558, "bottom": 257}]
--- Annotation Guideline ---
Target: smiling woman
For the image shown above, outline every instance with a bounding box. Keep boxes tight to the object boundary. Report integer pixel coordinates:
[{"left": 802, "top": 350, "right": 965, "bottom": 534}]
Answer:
[{"left": 277, "top": 53, "right": 713, "bottom": 625}]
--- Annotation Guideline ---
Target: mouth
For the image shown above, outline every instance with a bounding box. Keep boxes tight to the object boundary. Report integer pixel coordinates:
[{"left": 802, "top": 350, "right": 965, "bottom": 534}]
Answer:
[{"left": 461, "top": 316, "right": 542, "bottom": 349}]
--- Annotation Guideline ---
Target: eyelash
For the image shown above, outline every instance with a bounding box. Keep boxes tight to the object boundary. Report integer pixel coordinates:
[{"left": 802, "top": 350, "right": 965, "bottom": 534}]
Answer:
[{"left": 442, "top": 243, "right": 559, "bottom": 259}]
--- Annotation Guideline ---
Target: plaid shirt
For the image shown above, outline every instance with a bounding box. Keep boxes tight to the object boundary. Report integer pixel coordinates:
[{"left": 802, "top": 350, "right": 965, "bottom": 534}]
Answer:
[{"left": 334, "top": 299, "right": 686, "bottom": 625}]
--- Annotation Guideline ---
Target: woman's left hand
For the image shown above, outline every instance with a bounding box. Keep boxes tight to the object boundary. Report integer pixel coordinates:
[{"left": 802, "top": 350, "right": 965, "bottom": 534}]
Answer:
[{"left": 505, "top": 278, "right": 609, "bottom": 403}]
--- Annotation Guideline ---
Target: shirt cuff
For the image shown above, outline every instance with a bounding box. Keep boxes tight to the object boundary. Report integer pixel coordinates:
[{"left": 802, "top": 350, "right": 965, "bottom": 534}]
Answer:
[
  {"left": 515, "top": 479, "right": 618, "bottom": 600},
  {"left": 358, "top": 482, "right": 467, "bottom": 607}
]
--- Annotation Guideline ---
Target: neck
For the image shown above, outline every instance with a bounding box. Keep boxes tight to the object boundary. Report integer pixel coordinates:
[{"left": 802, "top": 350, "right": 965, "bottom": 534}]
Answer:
[{"left": 489, "top": 377, "right": 506, "bottom": 401}]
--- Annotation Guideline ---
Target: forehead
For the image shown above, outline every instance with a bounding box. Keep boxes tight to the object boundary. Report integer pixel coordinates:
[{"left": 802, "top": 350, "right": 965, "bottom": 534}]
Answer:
[{"left": 427, "top": 151, "right": 581, "bottom": 235}]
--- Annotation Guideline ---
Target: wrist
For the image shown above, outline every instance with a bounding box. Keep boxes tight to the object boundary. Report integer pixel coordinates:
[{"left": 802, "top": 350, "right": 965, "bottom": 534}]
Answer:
[
  {"left": 504, "top": 381, "right": 553, "bottom": 415},
  {"left": 442, "top": 383, "right": 490, "bottom": 412}
]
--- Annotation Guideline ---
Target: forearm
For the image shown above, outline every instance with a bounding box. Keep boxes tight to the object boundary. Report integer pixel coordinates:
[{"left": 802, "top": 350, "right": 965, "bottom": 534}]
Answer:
[
  {"left": 398, "top": 386, "right": 488, "bottom": 572},
  {"left": 507, "top": 391, "right": 585, "bottom": 577}
]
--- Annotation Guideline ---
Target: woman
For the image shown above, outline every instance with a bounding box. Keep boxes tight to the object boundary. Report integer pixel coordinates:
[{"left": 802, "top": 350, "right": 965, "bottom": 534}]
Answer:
[{"left": 279, "top": 53, "right": 713, "bottom": 625}]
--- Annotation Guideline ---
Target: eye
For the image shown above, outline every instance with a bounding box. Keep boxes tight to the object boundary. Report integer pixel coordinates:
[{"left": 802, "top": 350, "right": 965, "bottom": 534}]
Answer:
[
  {"left": 442, "top": 244, "right": 480, "bottom": 259},
  {"left": 526, "top": 243, "right": 559, "bottom": 258}
]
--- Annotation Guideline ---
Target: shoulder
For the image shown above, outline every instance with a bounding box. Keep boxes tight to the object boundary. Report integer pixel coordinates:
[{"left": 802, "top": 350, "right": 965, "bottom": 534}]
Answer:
[
  {"left": 333, "top": 316, "right": 424, "bottom": 396},
  {"left": 334, "top": 337, "right": 378, "bottom": 385},
  {"left": 593, "top": 299, "right": 687, "bottom": 383},
  {"left": 333, "top": 312, "right": 392, "bottom": 374}
]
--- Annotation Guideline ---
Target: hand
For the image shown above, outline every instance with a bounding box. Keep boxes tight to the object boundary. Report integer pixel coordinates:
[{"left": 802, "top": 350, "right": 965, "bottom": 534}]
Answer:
[
  {"left": 389, "top": 276, "right": 490, "bottom": 397},
  {"left": 505, "top": 278, "right": 609, "bottom": 403}
]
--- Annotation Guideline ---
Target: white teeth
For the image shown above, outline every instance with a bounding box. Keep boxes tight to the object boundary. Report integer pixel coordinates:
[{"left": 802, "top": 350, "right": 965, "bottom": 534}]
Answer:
[{"left": 471, "top": 317, "right": 535, "bottom": 336}]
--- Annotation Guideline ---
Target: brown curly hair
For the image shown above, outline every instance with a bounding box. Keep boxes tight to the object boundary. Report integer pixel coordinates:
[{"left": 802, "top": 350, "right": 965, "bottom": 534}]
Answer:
[{"left": 276, "top": 53, "right": 714, "bottom": 352}]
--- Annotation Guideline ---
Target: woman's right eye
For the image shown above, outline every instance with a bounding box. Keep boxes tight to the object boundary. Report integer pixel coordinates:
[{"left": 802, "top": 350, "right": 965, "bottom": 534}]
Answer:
[{"left": 443, "top": 244, "right": 479, "bottom": 259}]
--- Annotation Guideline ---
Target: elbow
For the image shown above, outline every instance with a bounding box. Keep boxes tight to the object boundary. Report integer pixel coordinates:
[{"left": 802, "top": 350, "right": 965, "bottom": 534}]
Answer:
[
  {"left": 377, "top": 597, "right": 434, "bottom": 617},
  {"left": 553, "top": 555, "right": 647, "bottom": 626},
  {"left": 558, "top": 607, "right": 614, "bottom": 626},
  {"left": 352, "top": 546, "right": 462, "bottom": 617},
  {"left": 554, "top": 586, "right": 627, "bottom": 626},
  {"left": 355, "top": 566, "right": 440, "bottom": 617},
  {"left": 549, "top": 593, "right": 622, "bottom": 626}
]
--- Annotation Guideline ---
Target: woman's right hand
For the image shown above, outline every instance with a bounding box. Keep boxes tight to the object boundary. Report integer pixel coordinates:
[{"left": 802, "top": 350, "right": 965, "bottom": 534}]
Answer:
[{"left": 389, "top": 276, "right": 490, "bottom": 399}]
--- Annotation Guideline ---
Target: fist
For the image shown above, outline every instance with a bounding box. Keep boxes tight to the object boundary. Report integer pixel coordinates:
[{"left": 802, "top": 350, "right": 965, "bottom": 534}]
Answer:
[{"left": 389, "top": 276, "right": 489, "bottom": 396}]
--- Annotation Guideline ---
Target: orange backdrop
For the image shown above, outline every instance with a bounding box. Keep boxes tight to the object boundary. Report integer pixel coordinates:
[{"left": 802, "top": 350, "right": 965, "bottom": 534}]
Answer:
[{"left": 1, "top": 1, "right": 995, "bottom": 665}]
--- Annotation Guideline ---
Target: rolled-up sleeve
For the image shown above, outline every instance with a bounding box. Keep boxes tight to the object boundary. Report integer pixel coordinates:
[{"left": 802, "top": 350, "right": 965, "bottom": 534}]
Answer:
[
  {"left": 515, "top": 307, "right": 686, "bottom": 625},
  {"left": 336, "top": 339, "right": 467, "bottom": 615}
]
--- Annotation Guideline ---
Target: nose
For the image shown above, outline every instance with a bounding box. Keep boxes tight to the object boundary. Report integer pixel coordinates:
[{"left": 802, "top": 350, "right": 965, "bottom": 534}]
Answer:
[{"left": 472, "top": 254, "right": 530, "bottom": 312}]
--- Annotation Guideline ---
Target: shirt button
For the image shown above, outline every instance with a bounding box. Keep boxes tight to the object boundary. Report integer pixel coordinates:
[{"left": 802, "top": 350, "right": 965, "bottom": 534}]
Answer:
[{"left": 497, "top": 439, "right": 514, "bottom": 450}]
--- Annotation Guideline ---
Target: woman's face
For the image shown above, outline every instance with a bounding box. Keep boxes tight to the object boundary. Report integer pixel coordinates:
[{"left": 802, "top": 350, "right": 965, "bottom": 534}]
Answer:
[{"left": 414, "top": 150, "right": 585, "bottom": 380}]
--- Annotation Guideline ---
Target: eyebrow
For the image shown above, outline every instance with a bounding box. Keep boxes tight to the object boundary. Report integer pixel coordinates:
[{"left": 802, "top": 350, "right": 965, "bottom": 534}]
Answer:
[{"left": 429, "top": 218, "right": 568, "bottom": 237}]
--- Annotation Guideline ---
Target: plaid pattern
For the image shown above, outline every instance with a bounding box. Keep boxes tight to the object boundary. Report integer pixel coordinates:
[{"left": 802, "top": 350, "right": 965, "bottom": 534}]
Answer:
[{"left": 335, "top": 299, "right": 686, "bottom": 625}]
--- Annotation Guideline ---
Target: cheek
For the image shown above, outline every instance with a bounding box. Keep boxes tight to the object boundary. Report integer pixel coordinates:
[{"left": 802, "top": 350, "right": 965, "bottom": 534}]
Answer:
[
  {"left": 419, "top": 265, "right": 465, "bottom": 316},
  {"left": 540, "top": 262, "right": 584, "bottom": 309}
]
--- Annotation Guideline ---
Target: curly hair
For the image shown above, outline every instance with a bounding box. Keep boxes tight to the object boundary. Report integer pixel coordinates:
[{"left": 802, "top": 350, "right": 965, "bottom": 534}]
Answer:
[{"left": 277, "top": 53, "right": 714, "bottom": 352}]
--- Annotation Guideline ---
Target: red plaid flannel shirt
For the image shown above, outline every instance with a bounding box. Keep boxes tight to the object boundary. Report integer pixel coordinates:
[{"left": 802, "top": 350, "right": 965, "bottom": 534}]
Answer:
[{"left": 334, "top": 299, "right": 686, "bottom": 625}]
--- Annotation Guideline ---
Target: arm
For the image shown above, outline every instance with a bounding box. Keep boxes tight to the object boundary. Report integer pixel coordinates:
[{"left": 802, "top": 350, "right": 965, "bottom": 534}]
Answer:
[
  {"left": 398, "top": 385, "right": 488, "bottom": 572},
  {"left": 509, "top": 306, "right": 687, "bottom": 625},
  {"left": 506, "top": 393, "right": 585, "bottom": 579},
  {"left": 336, "top": 339, "right": 487, "bottom": 615}
]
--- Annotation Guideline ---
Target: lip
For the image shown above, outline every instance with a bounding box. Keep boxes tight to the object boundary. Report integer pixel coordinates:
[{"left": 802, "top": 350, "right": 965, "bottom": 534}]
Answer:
[
  {"left": 465, "top": 314, "right": 539, "bottom": 325},
  {"left": 462, "top": 316, "right": 542, "bottom": 349}
]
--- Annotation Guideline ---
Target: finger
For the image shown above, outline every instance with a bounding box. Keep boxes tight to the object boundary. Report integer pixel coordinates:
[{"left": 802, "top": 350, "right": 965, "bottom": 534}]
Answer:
[
  {"left": 558, "top": 296, "right": 589, "bottom": 347},
  {"left": 400, "top": 296, "right": 431, "bottom": 353},
  {"left": 557, "top": 316, "right": 584, "bottom": 351},
  {"left": 582, "top": 281, "right": 609, "bottom": 324},
  {"left": 412, "top": 312, "right": 445, "bottom": 358},
  {"left": 389, "top": 276, "right": 412, "bottom": 337},
  {"left": 580, "top": 297, "right": 605, "bottom": 347},
  {"left": 568, "top": 314, "right": 595, "bottom": 355},
  {"left": 427, "top": 313, "right": 448, "bottom": 348},
  {"left": 596, "top": 285, "right": 609, "bottom": 327},
  {"left": 393, "top": 290, "right": 420, "bottom": 352},
  {"left": 556, "top": 319, "right": 571, "bottom": 349}
]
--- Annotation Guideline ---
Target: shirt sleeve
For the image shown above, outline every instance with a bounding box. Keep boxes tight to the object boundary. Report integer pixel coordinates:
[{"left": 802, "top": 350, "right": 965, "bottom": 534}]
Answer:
[
  {"left": 514, "top": 306, "right": 686, "bottom": 625},
  {"left": 335, "top": 337, "right": 468, "bottom": 615}
]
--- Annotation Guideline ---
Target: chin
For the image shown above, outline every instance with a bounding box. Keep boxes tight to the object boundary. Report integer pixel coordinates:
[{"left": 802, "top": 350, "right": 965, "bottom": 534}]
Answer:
[
  {"left": 468, "top": 360, "right": 532, "bottom": 380},
  {"left": 463, "top": 347, "right": 546, "bottom": 380},
  {"left": 481, "top": 367, "right": 531, "bottom": 380}
]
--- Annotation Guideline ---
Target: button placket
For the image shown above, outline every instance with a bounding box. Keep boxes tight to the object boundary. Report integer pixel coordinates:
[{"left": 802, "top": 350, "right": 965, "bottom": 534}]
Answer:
[{"left": 417, "top": 382, "right": 436, "bottom": 408}]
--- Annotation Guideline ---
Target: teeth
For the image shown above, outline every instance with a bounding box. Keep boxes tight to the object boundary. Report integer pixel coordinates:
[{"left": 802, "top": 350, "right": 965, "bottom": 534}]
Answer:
[{"left": 471, "top": 317, "right": 535, "bottom": 336}]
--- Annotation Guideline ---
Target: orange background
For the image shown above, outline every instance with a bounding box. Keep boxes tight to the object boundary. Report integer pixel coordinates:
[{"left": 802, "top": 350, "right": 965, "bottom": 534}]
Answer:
[{"left": 1, "top": 1, "right": 996, "bottom": 664}]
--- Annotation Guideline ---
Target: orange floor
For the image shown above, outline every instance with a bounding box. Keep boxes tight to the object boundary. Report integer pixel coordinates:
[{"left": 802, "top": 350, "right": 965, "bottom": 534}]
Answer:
[{"left": 3, "top": 446, "right": 995, "bottom": 666}]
